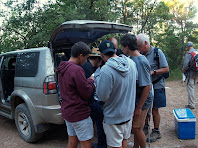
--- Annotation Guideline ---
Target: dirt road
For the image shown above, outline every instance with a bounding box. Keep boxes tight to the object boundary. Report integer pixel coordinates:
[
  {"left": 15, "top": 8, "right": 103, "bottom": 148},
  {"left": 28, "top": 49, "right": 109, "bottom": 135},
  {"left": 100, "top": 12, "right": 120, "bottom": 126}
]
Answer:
[{"left": 0, "top": 80, "right": 198, "bottom": 148}]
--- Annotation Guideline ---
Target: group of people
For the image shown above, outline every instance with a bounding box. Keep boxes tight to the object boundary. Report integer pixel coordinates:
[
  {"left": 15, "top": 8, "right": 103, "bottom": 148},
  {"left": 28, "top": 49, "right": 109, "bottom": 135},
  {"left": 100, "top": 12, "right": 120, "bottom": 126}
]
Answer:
[{"left": 56, "top": 33, "right": 169, "bottom": 148}]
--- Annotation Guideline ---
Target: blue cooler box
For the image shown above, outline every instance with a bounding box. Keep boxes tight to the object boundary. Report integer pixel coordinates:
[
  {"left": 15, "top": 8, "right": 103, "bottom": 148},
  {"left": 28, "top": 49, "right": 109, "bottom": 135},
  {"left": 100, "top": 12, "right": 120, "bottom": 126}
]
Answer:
[{"left": 173, "top": 108, "right": 196, "bottom": 139}]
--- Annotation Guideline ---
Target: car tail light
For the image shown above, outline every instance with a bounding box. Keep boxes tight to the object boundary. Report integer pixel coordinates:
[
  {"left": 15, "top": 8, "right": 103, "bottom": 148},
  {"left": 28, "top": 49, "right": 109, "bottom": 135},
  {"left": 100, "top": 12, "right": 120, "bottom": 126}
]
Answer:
[{"left": 43, "top": 75, "right": 57, "bottom": 95}]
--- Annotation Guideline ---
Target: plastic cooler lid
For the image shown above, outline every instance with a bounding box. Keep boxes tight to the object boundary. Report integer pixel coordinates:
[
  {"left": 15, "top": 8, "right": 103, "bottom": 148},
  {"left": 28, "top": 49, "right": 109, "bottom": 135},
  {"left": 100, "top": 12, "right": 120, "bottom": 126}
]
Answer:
[{"left": 174, "top": 108, "right": 195, "bottom": 119}]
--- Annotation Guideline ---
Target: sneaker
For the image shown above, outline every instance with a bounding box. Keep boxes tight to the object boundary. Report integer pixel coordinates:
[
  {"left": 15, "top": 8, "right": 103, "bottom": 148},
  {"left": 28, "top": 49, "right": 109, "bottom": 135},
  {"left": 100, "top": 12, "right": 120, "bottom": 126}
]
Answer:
[
  {"left": 146, "top": 129, "right": 161, "bottom": 143},
  {"left": 143, "top": 124, "right": 149, "bottom": 135},
  {"left": 185, "top": 105, "right": 195, "bottom": 109}
]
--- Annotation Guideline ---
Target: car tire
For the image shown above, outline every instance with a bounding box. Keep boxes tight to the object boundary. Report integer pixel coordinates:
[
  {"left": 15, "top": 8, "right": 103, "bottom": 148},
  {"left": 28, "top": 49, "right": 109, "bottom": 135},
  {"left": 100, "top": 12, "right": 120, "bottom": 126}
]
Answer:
[{"left": 15, "top": 103, "right": 43, "bottom": 143}]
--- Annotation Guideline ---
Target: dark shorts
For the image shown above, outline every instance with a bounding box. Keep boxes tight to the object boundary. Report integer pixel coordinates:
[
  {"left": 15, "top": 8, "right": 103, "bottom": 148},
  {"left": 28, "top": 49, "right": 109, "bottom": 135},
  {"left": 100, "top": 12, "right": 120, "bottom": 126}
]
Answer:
[{"left": 153, "top": 88, "right": 166, "bottom": 108}]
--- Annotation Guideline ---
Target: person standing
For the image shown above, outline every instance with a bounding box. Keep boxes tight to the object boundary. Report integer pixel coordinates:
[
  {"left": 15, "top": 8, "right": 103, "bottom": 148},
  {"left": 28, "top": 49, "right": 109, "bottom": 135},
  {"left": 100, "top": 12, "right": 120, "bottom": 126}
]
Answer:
[
  {"left": 56, "top": 41, "right": 95, "bottom": 148},
  {"left": 82, "top": 48, "right": 107, "bottom": 148},
  {"left": 136, "top": 33, "right": 169, "bottom": 143},
  {"left": 82, "top": 48, "right": 102, "bottom": 78},
  {"left": 108, "top": 37, "right": 123, "bottom": 56},
  {"left": 96, "top": 40, "right": 137, "bottom": 148},
  {"left": 183, "top": 41, "right": 198, "bottom": 109},
  {"left": 121, "top": 34, "right": 153, "bottom": 148}
]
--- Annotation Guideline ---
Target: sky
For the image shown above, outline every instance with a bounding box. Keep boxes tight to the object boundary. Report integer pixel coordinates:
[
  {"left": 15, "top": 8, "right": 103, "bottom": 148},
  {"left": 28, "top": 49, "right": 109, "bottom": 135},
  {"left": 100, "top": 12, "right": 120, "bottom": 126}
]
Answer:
[
  {"left": 0, "top": 0, "right": 198, "bottom": 25},
  {"left": 192, "top": 0, "right": 198, "bottom": 23}
]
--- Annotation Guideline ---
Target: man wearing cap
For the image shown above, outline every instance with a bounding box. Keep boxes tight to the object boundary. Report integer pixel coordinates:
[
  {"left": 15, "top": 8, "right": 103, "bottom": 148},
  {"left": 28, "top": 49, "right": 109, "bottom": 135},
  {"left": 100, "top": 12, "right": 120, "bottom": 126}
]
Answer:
[
  {"left": 183, "top": 41, "right": 198, "bottom": 109},
  {"left": 96, "top": 40, "right": 137, "bottom": 148}
]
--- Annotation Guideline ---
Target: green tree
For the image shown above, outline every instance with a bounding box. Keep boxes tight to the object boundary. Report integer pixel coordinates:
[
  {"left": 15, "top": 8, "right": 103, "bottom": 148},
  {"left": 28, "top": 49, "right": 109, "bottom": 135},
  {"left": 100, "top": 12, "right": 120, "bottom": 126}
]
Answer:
[
  {"left": 0, "top": 0, "right": 118, "bottom": 52},
  {"left": 164, "top": 0, "right": 197, "bottom": 69}
]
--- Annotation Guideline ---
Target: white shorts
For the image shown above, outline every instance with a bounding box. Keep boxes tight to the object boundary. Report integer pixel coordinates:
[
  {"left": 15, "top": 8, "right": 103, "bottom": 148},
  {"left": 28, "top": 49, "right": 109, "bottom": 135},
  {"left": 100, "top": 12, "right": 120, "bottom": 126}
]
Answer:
[
  {"left": 65, "top": 116, "right": 94, "bottom": 141},
  {"left": 103, "top": 119, "right": 132, "bottom": 147}
]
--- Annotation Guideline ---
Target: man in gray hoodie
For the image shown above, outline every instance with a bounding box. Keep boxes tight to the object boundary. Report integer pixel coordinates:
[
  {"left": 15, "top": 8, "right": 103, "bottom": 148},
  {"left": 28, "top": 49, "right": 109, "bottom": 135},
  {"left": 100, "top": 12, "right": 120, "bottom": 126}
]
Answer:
[{"left": 96, "top": 40, "right": 137, "bottom": 148}]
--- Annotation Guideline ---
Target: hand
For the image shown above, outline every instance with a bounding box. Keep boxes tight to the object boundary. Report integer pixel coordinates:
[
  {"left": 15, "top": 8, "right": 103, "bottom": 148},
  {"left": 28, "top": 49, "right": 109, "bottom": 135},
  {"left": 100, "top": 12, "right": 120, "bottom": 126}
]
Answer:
[
  {"left": 134, "top": 107, "right": 142, "bottom": 117},
  {"left": 89, "top": 75, "right": 94, "bottom": 80}
]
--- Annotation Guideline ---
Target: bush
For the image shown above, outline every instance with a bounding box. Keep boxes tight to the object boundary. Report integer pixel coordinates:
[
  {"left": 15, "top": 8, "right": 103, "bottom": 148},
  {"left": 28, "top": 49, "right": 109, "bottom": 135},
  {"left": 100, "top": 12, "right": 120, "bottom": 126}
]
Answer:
[{"left": 167, "top": 68, "right": 182, "bottom": 81}]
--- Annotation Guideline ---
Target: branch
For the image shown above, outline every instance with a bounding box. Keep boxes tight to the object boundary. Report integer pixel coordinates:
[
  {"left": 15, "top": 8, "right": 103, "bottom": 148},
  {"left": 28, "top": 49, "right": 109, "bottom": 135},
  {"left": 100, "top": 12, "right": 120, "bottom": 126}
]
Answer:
[{"left": 139, "top": 0, "right": 157, "bottom": 34}]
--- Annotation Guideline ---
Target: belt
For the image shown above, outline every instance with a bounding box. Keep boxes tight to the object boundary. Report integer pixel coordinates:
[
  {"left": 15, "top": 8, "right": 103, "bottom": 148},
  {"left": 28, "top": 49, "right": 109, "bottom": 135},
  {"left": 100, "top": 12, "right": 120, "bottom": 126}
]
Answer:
[{"left": 115, "top": 119, "right": 130, "bottom": 125}]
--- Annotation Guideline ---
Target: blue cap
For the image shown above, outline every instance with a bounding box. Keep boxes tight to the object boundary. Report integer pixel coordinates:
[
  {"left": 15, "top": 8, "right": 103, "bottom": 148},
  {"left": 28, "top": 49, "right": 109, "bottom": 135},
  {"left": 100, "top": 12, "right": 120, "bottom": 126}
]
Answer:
[
  {"left": 99, "top": 40, "right": 115, "bottom": 54},
  {"left": 186, "top": 41, "right": 193, "bottom": 47}
]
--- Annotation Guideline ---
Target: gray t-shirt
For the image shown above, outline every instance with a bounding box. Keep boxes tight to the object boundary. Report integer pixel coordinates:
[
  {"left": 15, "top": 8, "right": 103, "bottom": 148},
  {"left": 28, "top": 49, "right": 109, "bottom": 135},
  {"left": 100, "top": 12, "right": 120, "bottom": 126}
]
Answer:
[
  {"left": 130, "top": 55, "right": 153, "bottom": 110},
  {"left": 144, "top": 46, "right": 168, "bottom": 89}
]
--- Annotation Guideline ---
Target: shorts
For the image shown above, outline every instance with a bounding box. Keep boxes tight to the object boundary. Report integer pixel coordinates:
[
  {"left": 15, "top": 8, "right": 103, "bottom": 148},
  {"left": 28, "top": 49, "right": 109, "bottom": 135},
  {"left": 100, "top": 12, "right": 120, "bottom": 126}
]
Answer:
[
  {"left": 65, "top": 116, "right": 94, "bottom": 141},
  {"left": 132, "top": 108, "right": 149, "bottom": 129},
  {"left": 153, "top": 88, "right": 166, "bottom": 108},
  {"left": 103, "top": 119, "right": 132, "bottom": 147}
]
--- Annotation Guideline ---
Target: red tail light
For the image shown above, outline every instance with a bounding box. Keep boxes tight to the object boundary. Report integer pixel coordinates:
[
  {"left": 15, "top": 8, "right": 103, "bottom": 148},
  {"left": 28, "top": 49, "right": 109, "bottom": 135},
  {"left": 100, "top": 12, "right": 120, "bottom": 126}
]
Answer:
[{"left": 43, "top": 75, "right": 57, "bottom": 95}]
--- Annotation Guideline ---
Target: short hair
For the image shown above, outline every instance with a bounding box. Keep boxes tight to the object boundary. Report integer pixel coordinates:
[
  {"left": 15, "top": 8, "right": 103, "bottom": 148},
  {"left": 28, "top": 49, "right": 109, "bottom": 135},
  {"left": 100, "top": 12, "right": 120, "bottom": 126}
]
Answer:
[
  {"left": 136, "top": 33, "right": 150, "bottom": 45},
  {"left": 186, "top": 41, "right": 193, "bottom": 47},
  {"left": 71, "top": 41, "right": 91, "bottom": 58},
  {"left": 120, "top": 34, "right": 137, "bottom": 51}
]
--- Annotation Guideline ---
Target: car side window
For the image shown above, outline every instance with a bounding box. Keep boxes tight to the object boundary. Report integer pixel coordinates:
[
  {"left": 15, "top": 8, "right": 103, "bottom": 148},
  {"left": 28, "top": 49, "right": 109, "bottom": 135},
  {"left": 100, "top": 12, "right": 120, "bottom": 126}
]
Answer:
[{"left": 15, "top": 52, "right": 40, "bottom": 77}]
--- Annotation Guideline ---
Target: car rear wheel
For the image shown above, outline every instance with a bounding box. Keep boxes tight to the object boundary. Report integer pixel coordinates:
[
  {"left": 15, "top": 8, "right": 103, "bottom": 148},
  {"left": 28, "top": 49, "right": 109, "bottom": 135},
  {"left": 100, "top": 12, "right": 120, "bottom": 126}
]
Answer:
[{"left": 15, "top": 103, "right": 43, "bottom": 143}]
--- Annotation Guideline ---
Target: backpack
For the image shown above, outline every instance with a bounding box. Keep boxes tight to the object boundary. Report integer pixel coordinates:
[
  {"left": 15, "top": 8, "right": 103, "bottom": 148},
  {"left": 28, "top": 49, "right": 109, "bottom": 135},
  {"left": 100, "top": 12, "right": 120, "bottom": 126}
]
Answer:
[
  {"left": 187, "top": 51, "right": 198, "bottom": 72},
  {"left": 152, "top": 47, "right": 169, "bottom": 84}
]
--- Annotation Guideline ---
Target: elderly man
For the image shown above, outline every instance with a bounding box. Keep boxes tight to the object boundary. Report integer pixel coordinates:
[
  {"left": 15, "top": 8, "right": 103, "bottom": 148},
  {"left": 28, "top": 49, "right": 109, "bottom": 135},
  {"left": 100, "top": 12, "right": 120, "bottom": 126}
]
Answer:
[
  {"left": 136, "top": 33, "right": 169, "bottom": 143},
  {"left": 183, "top": 41, "right": 198, "bottom": 109}
]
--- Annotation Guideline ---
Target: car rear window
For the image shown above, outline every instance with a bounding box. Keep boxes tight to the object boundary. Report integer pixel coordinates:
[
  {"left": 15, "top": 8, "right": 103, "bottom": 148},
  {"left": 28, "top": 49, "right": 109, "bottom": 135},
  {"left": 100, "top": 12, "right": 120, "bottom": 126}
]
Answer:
[{"left": 15, "top": 52, "right": 40, "bottom": 77}]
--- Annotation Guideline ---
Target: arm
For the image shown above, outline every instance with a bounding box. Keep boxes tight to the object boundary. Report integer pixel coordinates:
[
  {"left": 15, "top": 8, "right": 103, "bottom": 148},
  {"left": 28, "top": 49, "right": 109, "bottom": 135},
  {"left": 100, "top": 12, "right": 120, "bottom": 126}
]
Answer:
[
  {"left": 96, "top": 68, "right": 112, "bottom": 102},
  {"left": 183, "top": 53, "right": 191, "bottom": 74},
  {"left": 151, "top": 49, "right": 169, "bottom": 75},
  {"left": 134, "top": 85, "right": 151, "bottom": 117},
  {"left": 74, "top": 68, "right": 95, "bottom": 100},
  {"left": 135, "top": 58, "right": 152, "bottom": 116},
  {"left": 151, "top": 67, "right": 169, "bottom": 75}
]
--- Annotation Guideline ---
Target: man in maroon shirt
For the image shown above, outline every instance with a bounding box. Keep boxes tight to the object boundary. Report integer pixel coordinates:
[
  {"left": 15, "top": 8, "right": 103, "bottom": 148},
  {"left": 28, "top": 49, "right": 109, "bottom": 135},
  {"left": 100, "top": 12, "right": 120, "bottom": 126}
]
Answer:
[{"left": 57, "top": 41, "right": 95, "bottom": 148}]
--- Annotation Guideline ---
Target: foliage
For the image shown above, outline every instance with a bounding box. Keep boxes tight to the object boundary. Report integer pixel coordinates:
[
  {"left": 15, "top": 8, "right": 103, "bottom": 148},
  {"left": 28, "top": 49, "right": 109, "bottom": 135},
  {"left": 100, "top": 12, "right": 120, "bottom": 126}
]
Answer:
[
  {"left": 0, "top": 0, "right": 118, "bottom": 52},
  {"left": 154, "top": 24, "right": 182, "bottom": 70},
  {"left": 0, "top": 0, "right": 198, "bottom": 80},
  {"left": 163, "top": 0, "right": 197, "bottom": 69}
]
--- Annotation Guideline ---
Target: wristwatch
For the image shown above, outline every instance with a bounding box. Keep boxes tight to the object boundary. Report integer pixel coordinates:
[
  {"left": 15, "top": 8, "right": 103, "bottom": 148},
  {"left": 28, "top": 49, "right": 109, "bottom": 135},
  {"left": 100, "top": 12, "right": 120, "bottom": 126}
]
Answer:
[{"left": 153, "top": 70, "right": 157, "bottom": 75}]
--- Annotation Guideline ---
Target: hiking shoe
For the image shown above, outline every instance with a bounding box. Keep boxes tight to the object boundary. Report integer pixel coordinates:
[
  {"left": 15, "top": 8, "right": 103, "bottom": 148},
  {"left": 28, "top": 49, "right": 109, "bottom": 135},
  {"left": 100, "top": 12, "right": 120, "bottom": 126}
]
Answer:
[
  {"left": 143, "top": 124, "right": 149, "bottom": 135},
  {"left": 146, "top": 129, "right": 161, "bottom": 143},
  {"left": 185, "top": 105, "right": 195, "bottom": 109}
]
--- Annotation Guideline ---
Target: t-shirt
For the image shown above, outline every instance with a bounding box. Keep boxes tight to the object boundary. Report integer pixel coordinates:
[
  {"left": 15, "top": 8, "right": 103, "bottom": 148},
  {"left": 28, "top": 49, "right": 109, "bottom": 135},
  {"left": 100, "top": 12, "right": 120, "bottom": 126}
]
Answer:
[
  {"left": 144, "top": 46, "right": 168, "bottom": 89},
  {"left": 130, "top": 55, "right": 153, "bottom": 110}
]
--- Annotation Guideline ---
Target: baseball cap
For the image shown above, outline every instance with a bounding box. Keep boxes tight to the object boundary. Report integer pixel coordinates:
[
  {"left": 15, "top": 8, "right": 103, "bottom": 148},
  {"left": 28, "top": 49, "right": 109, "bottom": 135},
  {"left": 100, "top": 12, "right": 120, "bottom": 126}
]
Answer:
[
  {"left": 186, "top": 41, "right": 193, "bottom": 47},
  {"left": 99, "top": 40, "right": 115, "bottom": 54},
  {"left": 89, "top": 48, "right": 101, "bottom": 57}
]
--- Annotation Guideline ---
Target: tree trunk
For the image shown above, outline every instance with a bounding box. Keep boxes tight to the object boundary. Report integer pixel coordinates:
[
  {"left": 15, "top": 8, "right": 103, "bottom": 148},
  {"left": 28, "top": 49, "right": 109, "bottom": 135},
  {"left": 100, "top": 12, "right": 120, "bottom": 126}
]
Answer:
[{"left": 179, "top": 20, "right": 185, "bottom": 70}]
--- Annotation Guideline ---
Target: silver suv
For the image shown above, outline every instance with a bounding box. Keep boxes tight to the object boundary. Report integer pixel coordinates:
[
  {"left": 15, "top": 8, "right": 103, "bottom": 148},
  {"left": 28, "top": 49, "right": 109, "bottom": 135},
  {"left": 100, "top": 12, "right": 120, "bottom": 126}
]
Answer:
[{"left": 0, "top": 20, "right": 132, "bottom": 142}]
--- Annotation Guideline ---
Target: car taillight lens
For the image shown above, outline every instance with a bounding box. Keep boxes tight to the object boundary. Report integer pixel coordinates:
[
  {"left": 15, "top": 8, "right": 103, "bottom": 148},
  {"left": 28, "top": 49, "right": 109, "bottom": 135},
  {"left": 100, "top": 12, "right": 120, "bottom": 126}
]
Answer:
[{"left": 43, "top": 75, "right": 57, "bottom": 95}]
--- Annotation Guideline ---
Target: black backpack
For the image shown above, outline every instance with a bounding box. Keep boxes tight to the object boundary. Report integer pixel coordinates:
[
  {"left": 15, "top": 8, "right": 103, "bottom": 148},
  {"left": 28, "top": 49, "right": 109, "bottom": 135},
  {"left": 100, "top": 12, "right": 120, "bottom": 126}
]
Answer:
[{"left": 152, "top": 47, "right": 169, "bottom": 84}]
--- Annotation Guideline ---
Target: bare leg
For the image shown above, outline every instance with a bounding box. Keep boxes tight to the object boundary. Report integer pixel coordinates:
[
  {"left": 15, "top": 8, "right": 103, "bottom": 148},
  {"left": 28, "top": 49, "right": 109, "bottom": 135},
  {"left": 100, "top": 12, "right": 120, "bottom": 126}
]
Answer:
[
  {"left": 152, "top": 108, "right": 160, "bottom": 129},
  {"left": 80, "top": 139, "right": 92, "bottom": 148},
  {"left": 122, "top": 139, "right": 128, "bottom": 148},
  {"left": 133, "top": 128, "right": 146, "bottom": 148},
  {"left": 67, "top": 136, "right": 78, "bottom": 148}
]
